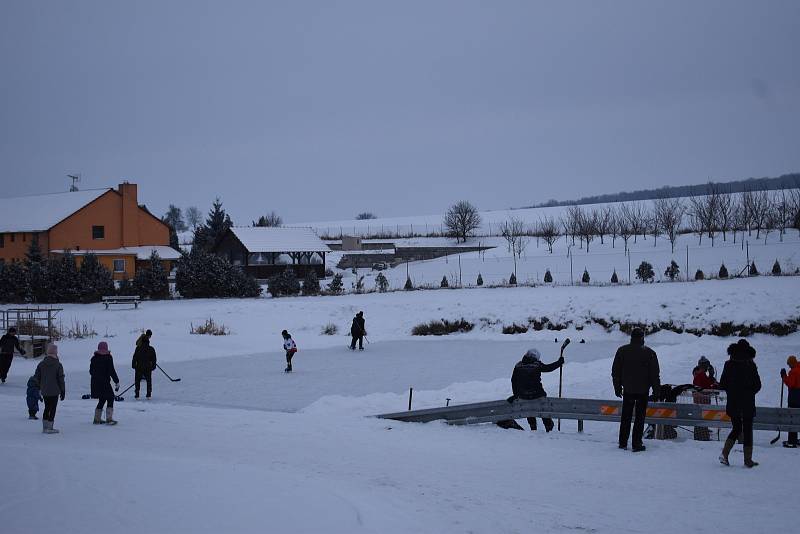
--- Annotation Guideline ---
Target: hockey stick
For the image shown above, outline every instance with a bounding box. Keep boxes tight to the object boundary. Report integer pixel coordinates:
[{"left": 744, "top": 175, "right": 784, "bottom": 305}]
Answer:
[
  {"left": 156, "top": 364, "right": 181, "bottom": 382},
  {"left": 557, "top": 338, "right": 571, "bottom": 431},
  {"left": 81, "top": 382, "right": 133, "bottom": 402},
  {"left": 770, "top": 382, "right": 784, "bottom": 445}
]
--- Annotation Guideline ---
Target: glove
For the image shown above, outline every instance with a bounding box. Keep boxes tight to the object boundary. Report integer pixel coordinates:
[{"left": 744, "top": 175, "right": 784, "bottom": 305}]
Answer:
[
  {"left": 614, "top": 387, "right": 623, "bottom": 398},
  {"left": 20, "top": 349, "right": 26, "bottom": 356},
  {"left": 781, "top": 368, "right": 787, "bottom": 378},
  {"left": 506, "top": 395, "right": 517, "bottom": 404},
  {"left": 114, "top": 383, "right": 120, "bottom": 392},
  {"left": 60, "top": 393, "right": 65, "bottom": 401}
]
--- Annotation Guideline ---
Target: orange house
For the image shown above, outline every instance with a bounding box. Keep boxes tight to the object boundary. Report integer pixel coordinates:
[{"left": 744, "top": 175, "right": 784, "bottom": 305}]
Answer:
[{"left": 0, "top": 183, "right": 179, "bottom": 280}]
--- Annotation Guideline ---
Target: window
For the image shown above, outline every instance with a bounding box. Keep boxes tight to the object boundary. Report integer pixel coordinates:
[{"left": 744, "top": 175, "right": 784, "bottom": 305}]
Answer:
[
  {"left": 22, "top": 233, "right": 26, "bottom": 242},
  {"left": 113, "top": 259, "right": 125, "bottom": 273},
  {"left": 0, "top": 234, "right": 4, "bottom": 248},
  {"left": 92, "top": 226, "right": 105, "bottom": 239}
]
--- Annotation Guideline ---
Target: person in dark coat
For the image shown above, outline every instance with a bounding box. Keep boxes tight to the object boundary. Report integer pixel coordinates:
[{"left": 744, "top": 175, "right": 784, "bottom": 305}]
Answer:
[
  {"left": 781, "top": 355, "right": 800, "bottom": 448},
  {"left": 132, "top": 336, "right": 157, "bottom": 398},
  {"left": 90, "top": 341, "right": 120, "bottom": 425},
  {"left": 0, "top": 326, "right": 26, "bottom": 383},
  {"left": 135, "top": 329, "right": 152, "bottom": 348},
  {"left": 26, "top": 375, "right": 42, "bottom": 419},
  {"left": 33, "top": 343, "right": 65, "bottom": 434},
  {"left": 497, "top": 348, "right": 564, "bottom": 432},
  {"left": 612, "top": 328, "right": 661, "bottom": 452},
  {"left": 349, "top": 312, "right": 366, "bottom": 351},
  {"left": 719, "top": 339, "right": 761, "bottom": 467}
]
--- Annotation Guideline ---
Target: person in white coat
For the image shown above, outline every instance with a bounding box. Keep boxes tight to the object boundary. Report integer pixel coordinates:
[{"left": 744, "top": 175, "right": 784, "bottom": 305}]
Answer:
[{"left": 282, "top": 330, "right": 297, "bottom": 373}]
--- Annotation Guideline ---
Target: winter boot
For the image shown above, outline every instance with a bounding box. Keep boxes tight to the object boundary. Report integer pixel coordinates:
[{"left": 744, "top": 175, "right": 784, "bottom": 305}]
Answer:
[
  {"left": 43, "top": 420, "right": 59, "bottom": 434},
  {"left": 93, "top": 409, "right": 105, "bottom": 424},
  {"left": 719, "top": 438, "right": 735, "bottom": 466},
  {"left": 105, "top": 407, "right": 118, "bottom": 426},
  {"left": 783, "top": 441, "right": 798, "bottom": 449},
  {"left": 744, "top": 446, "right": 758, "bottom": 468},
  {"left": 29, "top": 413, "right": 38, "bottom": 420}
]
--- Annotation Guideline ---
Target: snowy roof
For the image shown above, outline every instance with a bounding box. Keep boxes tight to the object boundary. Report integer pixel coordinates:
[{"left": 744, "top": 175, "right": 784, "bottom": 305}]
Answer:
[
  {"left": 49, "top": 245, "right": 182, "bottom": 260},
  {"left": 228, "top": 227, "right": 330, "bottom": 253},
  {"left": 0, "top": 189, "right": 112, "bottom": 233}
]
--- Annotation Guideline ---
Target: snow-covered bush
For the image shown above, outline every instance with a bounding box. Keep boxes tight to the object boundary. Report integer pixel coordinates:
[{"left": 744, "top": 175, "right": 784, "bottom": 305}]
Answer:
[
  {"left": 664, "top": 260, "right": 680, "bottom": 281},
  {"left": 544, "top": 269, "right": 553, "bottom": 283},
  {"left": 581, "top": 269, "right": 590, "bottom": 284},
  {"left": 326, "top": 273, "right": 344, "bottom": 294},
  {"left": 476, "top": 273, "right": 484, "bottom": 286},
  {"left": 695, "top": 269, "right": 705, "bottom": 280},
  {"left": 636, "top": 261, "right": 655, "bottom": 283},
  {"left": 375, "top": 272, "right": 389, "bottom": 292},
  {"left": 749, "top": 261, "right": 759, "bottom": 276},
  {"left": 411, "top": 318, "right": 474, "bottom": 336},
  {"left": 77, "top": 253, "right": 115, "bottom": 303},
  {"left": 176, "top": 248, "right": 261, "bottom": 299},
  {"left": 509, "top": 272, "right": 517, "bottom": 285},
  {"left": 134, "top": 251, "right": 170, "bottom": 299},
  {"left": 440, "top": 276, "right": 449, "bottom": 288},
  {"left": 321, "top": 323, "right": 338, "bottom": 335},
  {"left": 610, "top": 270, "right": 619, "bottom": 284},
  {"left": 0, "top": 262, "right": 28, "bottom": 303},
  {"left": 719, "top": 263, "right": 729, "bottom": 279},
  {"left": 404, "top": 277, "right": 414, "bottom": 291},
  {"left": 267, "top": 268, "right": 301, "bottom": 297},
  {"left": 190, "top": 318, "right": 230, "bottom": 336},
  {"left": 502, "top": 323, "right": 528, "bottom": 335},
  {"left": 772, "top": 260, "right": 782, "bottom": 275},
  {"left": 302, "top": 270, "right": 321, "bottom": 296}
]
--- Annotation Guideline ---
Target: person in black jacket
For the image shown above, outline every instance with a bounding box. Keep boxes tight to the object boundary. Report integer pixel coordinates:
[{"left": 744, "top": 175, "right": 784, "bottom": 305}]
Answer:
[
  {"left": 497, "top": 349, "right": 564, "bottom": 432},
  {"left": 719, "top": 339, "right": 761, "bottom": 467},
  {"left": 90, "top": 341, "right": 120, "bottom": 425},
  {"left": 132, "top": 336, "right": 157, "bottom": 398},
  {"left": 349, "top": 311, "right": 366, "bottom": 351},
  {"left": 0, "top": 327, "right": 26, "bottom": 383},
  {"left": 611, "top": 328, "right": 660, "bottom": 452}
]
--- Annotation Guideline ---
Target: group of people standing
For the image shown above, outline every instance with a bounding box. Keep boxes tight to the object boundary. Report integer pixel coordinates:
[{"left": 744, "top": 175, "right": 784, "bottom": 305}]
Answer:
[{"left": 5, "top": 327, "right": 158, "bottom": 433}]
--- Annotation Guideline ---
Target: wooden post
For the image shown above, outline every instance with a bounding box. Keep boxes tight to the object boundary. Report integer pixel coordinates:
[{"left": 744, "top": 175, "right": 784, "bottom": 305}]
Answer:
[{"left": 408, "top": 387, "right": 413, "bottom": 411}]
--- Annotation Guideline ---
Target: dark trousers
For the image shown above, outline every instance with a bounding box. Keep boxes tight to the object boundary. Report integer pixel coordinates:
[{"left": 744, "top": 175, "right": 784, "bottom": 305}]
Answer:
[
  {"left": 789, "top": 400, "right": 799, "bottom": 445},
  {"left": 619, "top": 393, "right": 648, "bottom": 447},
  {"left": 96, "top": 395, "right": 114, "bottom": 410},
  {"left": 0, "top": 352, "right": 13, "bottom": 380},
  {"left": 135, "top": 369, "right": 152, "bottom": 396},
  {"left": 285, "top": 350, "right": 294, "bottom": 370},
  {"left": 42, "top": 396, "right": 58, "bottom": 422},
  {"left": 350, "top": 335, "right": 363, "bottom": 350},
  {"left": 727, "top": 414, "right": 753, "bottom": 447}
]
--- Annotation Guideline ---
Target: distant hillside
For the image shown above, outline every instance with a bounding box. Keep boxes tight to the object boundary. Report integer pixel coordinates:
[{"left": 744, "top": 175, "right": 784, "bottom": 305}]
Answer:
[{"left": 524, "top": 173, "right": 800, "bottom": 209}]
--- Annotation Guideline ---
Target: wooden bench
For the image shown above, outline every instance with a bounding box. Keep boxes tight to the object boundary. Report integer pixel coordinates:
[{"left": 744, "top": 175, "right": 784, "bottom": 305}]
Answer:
[{"left": 102, "top": 296, "right": 141, "bottom": 309}]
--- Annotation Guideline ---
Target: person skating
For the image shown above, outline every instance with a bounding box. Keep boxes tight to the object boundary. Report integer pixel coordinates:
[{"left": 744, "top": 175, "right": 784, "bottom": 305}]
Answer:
[
  {"left": 132, "top": 335, "right": 157, "bottom": 398},
  {"left": 612, "top": 328, "right": 661, "bottom": 452},
  {"left": 497, "top": 349, "right": 564, "bottom": 432},
  {"left": 719, "top": 339, "right": 761, "bottom": 467},
  {"left": 349, "top": 312, "right": 366, "bottom": 351},
  {"left": 0, "top": 326, "right": 27, "bottom": 383},
  {"left": 33, "top": 343, "right": 65, "bottom": 434},
  {"left": 26, "top": 375, "right": 43, "bottom": 420},
  {"left": 90, "top": 341, "right": 120, "bottom": 425},
  {"left": 282, "top": 330, "right": 297, "bottom": 372},
  {"left": 780, "top": 355, "right": 800, "bottom": 448}
]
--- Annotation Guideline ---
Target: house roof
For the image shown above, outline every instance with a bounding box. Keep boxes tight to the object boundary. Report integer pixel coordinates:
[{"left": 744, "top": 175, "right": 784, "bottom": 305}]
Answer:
[
  {"left": 49, "top": 245, "right": 182, "bottom": 260},
  {"left": 0, "top": 189, "right": 112, "bottom": 233},
  {"left": 228, "top": 227, "right": 330, "bottom": 253}
]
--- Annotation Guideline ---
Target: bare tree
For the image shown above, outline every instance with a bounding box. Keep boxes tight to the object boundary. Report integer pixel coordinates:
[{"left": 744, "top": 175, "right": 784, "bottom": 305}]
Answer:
[
  {"left": 619, "top": 202, "right": 647, "bottom": 244},
  {"left": 607, "top": 207, "right": 619, "bottom": 248},
  {"left": 654, "top": 197, "right": 685, "bottom": 253},
  {"left": 577, "top": 208, "right": 598, "bottom": 252},
  {"left": 773, "top": 187, "right": 790, "bottom": 241},
  {"left": 536, "top": 216, "right": 561, "bottom": 254},
  {"left": 444, "top": 201, "right": 482, "bottom": 243},
  {"left": 789, "top": 187, "right": 800, "bottom": 236},
  {"left": 595, "top": 207, "right": 613, "bottom": 245},
  {"left": 646, "top": 202, "right": 660, "bottom": 247},
  {"left": 500, "top": 217, "right": 529, "bottom": 258},
  {"left": 356, "top": 212, "right": 378, "bottom": 220},
  {"left": 252, "top": 211, "right": 283, "bottom": 227},
  {"left": 716, "top": 191, "right": 734, "bottom": 241},
  {"left": 688, "top": 195, "right": 708, "bottom": 245},
  {"left": 563, "top": 205, "right": 582, "bottom": 246},
  {"left": 616, "top": 206, "right": 634, "bottom": 253},
  {"left": 185, "top": 206, "right": 202, "bottom": 229},
  {"left": 748, "top": 189, "right": 771, "bottom": 239}
]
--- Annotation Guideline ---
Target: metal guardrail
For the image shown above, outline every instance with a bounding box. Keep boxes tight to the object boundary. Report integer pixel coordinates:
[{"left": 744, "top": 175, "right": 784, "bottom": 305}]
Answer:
[{"left": 376, "top": 397, "right": 800, "bottom": 432}]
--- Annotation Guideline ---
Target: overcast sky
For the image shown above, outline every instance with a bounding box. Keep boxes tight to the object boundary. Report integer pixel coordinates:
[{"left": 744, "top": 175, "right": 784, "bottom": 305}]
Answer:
[{"left": 1, "top": 1, "right": 798, "bottom": 223}]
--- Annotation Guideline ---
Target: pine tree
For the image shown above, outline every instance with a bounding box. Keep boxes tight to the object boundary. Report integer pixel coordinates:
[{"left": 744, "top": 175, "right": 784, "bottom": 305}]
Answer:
[
  {"left": 509, "top": 272, "right": 517, "bottom": 285},
  {"left": 24, "top": 237, "right": 48, "bottom": 303},
  {"left": 404, "top": 276, "right": 414, "bottom": 291},
  {"left": 78, "top": 253, "right": 115, "bottom": 303},
  {"left": 695, "top": 269, "right": 705, "bottom": 280},
  {"left": 0, "top": 262, "right": 28, "bottom": 303},
  {"left": 772, "top": 260, "right": 782, "bottom": 275},
  {"left": 636, "top": 261, "right": 655, "bottom": 283},
  {"left": 375, "top": 272, "right": 389, "bottom": 292},
  {"left": 440, "top": 275, "right": 449, "bottom": 288},
  {"left": 664, "top": 260, "right": 680, "bottom": 281},
  {"left": 544, "top": 270, "right": 553, "bottom": 283},
  {"left": 192, "top": 198, "right": 232, "bottom": 251},
  {"left": 327, "top": 273, "right": 344, "bottom": 295},
  {"left": 303, "top": 270, "right": 321, "bottom": 296},
  {"left": 134, "top": 252, "right": 169, "bottom": 299},
  {"left": 749, "top": 261, "right": 759, "bottom": 276},
  {"left": 476, "top": 273, "right": 483, "bottom": 286},
  {"left": 48, "top": 252, "right": 81, "bottom": 303},
  {"left": 611, "top": 270, "right": 619, "bottom": 284},
  {"left": 581, "top": 269, "right": 590, "bottom": 284},
  {"left": 718, "top": 263, "right": 729, "bottom": 279}
]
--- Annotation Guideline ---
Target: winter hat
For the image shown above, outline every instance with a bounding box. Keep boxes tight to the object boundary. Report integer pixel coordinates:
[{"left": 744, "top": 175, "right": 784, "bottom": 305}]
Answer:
[
  {"left": 96, "top": 341, "right": 110, "bottom": 355},
  {"left": 735, "top": 339, "right": 756, "bottom": 359},
  {"left": 145, "top": 329, "right": 152, "bottom": 337},
  {"left": 788, "top": 355, "right": 798, "bottom": 368},
  {"left": 8, "top": 326, "right": 16, "bottom": 334},
  {"left": 630, "top": 328, "right": 645, "bottom": 340},
  {"left": 522, "top": 348, "right": 541, "bottom": 363},
  {"left": 281, "top": 330, "right": 289, "bottom": 338},
  {"left": 46, "top": 343, "right": 58, "bottom": 358}
]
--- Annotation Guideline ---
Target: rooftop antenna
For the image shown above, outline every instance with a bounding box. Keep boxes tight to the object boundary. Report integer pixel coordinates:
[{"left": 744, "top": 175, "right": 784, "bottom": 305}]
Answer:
[{"left": 68, "top": 173, "right": 81, "bottom": 192}]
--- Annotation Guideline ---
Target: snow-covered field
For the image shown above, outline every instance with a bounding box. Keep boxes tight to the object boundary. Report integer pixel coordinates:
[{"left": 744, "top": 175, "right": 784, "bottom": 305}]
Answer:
[{"left": 1, "top": 278, "right": 798, "bottom": 533}]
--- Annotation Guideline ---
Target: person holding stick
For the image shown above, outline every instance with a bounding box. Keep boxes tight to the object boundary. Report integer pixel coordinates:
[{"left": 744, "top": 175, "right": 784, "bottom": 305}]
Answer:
[
  {"left": 496, "top": 348, "right": 564, "bottom": 432},
  {"left": 780, "top": 355, "right": 799, "bottom": 448}
]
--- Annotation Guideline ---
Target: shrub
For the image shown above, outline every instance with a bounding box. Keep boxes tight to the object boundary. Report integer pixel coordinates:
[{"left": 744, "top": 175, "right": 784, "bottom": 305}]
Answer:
[
  {"left": 354, "top": 275, "right": 365, "bottom": 294},
  {"left": 176, "top": 248, "right": 262, "bottom": 298},
  {"left": 502, "top": 323, "right": 528, "bottom": 334},
  {"left": 78, "top": 253, "right": 115, "bottom": 303},
  {"left": 719, "top": 263, "right": 729, "bottom": 279},
  {"left": 509, "top": 272, "right": 517, "bottom": 285},
  {"left": 0, "top": 262, "right": 28, "bottom": 303},
  {"left": 695, "top": 269, "right": 705, "bottom": 280},
  {"left": 544, "top": 269, "right": 553, "bottom": 283},
  {"left": 749, "top": 261, "right": 759, "bottom": 276},
  {"left": 411, "top": 318, "right": 474, "bottom": 336},
  {"left": 302, "top": 270, "right": 321, "bottom": 296},
  {"left": 664, "top": 260, "right": 680, "bottom": 281},
  {"left": 772, "top": 260, "right": 781, "bottom": 275},
  {"left": 117, "top": 277, "right": 137, "bottom": 296},
  {"left": 610, "top": 270, "right": 619, "bottom": 284},
  {"left": 321, "top": 323, "right": 338, "bottom": 335},
  {"left": 440, "top": 276, "right": 449, "bottom": 288},
  {"left": 327, "top": 273, "right": 344, "bottom": 295},
  {"left": 404, "top": 276, "right": 414, "bottom": 291},
  {"left": 134, "top": 251, "right": 170, "bottom": 299},
  {"left": 636, "top": 261, "right": 655, "bottom": 283},
  {"left": 190, "top": 318, "right": 230, "bottom": 335},
  {"left": 581, "top": 269, "right": 590, "bottom": 284},
  {"left": 267, "top": 268, "right": 301, "bottom": 297},
  {"left": 476, "top": 273, "right": 483, "bottom": 286},
  {"left": 324, "top": 268, "right": 334, "bottom": 278},
  {"left": 375, "top": 272, "right": 389, "bottom": 292},
  {"left": 64, "top": 319, "right": 98, "bottom": 339}
]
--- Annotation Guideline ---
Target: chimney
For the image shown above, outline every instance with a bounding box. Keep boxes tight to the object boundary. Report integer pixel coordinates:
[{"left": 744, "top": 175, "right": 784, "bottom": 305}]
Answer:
[{"left": 119, "top": 182, "right": 139, "bottom": 246}]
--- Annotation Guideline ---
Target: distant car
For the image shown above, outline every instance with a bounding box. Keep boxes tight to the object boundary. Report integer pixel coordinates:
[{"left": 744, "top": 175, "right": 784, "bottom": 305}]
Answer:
[{"left": 372, "top": 262, "right": 389, "bottom": 271}]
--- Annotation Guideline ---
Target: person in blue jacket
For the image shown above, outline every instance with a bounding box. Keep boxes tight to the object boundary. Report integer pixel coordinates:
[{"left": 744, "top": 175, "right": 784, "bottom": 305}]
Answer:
[{"left": 26, "top": 375, "right": 42, "bottom": 419}]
